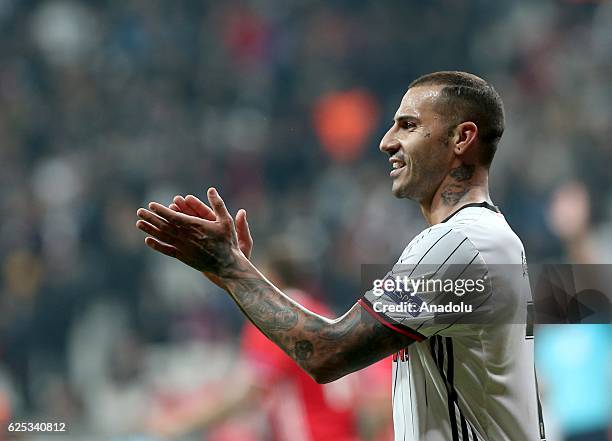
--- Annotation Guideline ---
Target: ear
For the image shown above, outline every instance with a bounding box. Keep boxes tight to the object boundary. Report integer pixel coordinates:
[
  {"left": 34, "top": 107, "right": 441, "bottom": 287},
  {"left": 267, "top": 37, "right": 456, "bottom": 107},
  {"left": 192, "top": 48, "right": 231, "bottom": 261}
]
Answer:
[{"left": 452, "top": 122, "right": 478, "bottom": 156}]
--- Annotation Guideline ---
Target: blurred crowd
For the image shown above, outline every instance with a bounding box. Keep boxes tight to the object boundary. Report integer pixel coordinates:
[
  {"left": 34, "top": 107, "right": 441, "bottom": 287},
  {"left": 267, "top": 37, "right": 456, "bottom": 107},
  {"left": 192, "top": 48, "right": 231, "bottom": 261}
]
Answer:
[{"left": 0, "top": 0, "right": 610, "bottom": 439}]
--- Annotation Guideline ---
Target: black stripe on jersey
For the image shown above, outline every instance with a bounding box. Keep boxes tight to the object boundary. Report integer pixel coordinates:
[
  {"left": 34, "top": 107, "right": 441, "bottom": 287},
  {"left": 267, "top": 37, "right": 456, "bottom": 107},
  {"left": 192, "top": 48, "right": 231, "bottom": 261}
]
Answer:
[
  {"left": 437, "top": 336, "right": 445, "bottom": 379},
  {"left": 392, "top": 356, "right": 399, "bottom": 400},
  {"left": 407, "top": 230, "right": 453, "bottom": 278},
  {"left": 430, "top": 338, "right": 438, "bottom": 367},
  {"left": 470, "top": 423, "right": 478, "bottom": 441},
  {"left": 407, "top": 363, "right": 415, "bottom": 440},
  {"left": 429, "top": 268, "right": 493, "bottom": 338},
  {"left": 445, "top": 337, "right": 460, "bottom": 441},
  {"left": 410, "top": 236, "right": 470, "bottom": 317},
  {"left": 447, "top": 337, "right": 482, "bottom": 441},
  {"left": 399, "top": 361, "right": 406, "bottom": 441},
  {"left": 459, "top": 408, "right": 470, "bottom": 440},
  {"left": 399, "top": 228, "right": 435, "bottom": 263},
  {"left": 430, "top": 336, "right": 482, "bottom": 441},
  {"left": 429, "top": 237, "right": 469, "bottom": 279},
  {"left": 415, "top": 251, "right": 480, "bottom": 332},
  {"left": 534, "top": 368, "right": 546, "bottom": 440}
]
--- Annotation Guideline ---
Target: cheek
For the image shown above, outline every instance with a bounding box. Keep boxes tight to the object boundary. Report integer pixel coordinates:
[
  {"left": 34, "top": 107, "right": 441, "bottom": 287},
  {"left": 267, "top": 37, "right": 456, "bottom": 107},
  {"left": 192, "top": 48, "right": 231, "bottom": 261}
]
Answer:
[{"left": 411, "top": 143, "right": 446, "bottom": 177}]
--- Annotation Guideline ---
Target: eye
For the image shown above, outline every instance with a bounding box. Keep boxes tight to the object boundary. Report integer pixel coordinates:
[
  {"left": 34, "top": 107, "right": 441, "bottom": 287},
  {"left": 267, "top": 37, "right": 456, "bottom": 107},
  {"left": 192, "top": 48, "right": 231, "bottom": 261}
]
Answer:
[{"left": 400, "top": 120, "right": 416, "bottom": 130}]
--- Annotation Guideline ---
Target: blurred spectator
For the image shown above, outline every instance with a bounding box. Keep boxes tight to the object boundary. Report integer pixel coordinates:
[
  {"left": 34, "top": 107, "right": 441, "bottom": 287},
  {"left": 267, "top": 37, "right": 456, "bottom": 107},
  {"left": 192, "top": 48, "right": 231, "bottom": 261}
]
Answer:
[{"left": 0, "top": 0, "right": 610, "bottom": 437}]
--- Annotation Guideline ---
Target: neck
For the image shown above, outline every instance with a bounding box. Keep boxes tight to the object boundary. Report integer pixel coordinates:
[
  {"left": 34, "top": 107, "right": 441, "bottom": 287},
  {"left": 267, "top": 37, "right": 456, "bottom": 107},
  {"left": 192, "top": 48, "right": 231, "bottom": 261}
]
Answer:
[{"left": 420, "top": 163, "right": 492, "bottom": 225}]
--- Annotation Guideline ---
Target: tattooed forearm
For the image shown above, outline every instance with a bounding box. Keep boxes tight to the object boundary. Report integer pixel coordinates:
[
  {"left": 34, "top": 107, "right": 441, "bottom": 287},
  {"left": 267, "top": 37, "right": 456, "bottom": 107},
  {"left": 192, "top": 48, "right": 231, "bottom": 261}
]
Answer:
[
  {"left": 221, "top": 259, "right": 415, "bottom": 383},
  {"left": 229, "top": 277, "right": 299, "bottom": 332},
  {"left": 252, "top": 299, "right": 298, "bottom": 331},
  {"left": 441, "top": 164, "right": 475, "bottom": 205},
  {"left": 295, "top": 341, "right": 314, "bottom": 360},
  {"left": 303, "top": 315, "right": 354, "bottom": 341}
]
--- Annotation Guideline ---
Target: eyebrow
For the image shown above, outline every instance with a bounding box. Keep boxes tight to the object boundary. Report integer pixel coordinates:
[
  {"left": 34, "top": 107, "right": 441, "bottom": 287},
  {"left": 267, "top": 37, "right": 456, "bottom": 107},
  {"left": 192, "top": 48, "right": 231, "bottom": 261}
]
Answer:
[{"left": 394, "top": 114, "right": 420, "bottom": 124}]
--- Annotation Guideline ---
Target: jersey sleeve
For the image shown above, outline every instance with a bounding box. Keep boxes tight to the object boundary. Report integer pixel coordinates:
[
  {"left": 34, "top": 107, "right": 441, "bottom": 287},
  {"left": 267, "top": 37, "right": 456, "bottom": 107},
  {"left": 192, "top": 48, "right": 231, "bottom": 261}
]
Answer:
[{"left": 359, "top": 227, "right": 494, "bottom": 338}]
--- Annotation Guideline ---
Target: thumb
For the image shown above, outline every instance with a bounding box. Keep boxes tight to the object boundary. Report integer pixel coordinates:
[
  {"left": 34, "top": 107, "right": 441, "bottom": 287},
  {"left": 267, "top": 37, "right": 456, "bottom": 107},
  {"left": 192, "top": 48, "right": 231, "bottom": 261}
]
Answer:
[
  {"left": 207, "top": 187, "right": 232, "bottom": 223},
  {"left": 235, "top": 209, "right": 253, "bottom": 258}
]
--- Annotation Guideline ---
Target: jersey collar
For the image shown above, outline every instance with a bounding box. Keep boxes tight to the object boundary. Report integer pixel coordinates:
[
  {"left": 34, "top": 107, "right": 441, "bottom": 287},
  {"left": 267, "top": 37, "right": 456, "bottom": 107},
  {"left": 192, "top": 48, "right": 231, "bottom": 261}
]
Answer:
[{"left": 440, "top": 201, "right": 500, "bottom": 224}]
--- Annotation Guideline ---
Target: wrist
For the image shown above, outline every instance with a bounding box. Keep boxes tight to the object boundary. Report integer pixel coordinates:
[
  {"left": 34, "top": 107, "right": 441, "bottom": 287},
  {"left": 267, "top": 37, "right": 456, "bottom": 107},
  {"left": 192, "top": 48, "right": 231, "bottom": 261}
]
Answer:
[{"left": 216, "top": 249, "right": 257, "bottom": 289}]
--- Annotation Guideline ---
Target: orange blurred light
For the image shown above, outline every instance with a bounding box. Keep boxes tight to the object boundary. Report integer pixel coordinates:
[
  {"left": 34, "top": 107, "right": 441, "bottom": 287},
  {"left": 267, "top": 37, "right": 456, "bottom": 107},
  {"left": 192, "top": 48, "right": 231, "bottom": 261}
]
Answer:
[{"left": 313, "top": 89, "right": 379, "bottom": 162}]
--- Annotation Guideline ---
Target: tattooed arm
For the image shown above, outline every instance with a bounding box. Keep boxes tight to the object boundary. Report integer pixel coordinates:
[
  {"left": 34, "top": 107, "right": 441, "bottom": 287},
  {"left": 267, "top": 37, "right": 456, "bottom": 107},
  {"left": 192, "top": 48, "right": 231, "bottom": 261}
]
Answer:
[
  {"left": 136, "top": 189, "right": 417, "bottom": 383},
  {"left": 220, "top": 258, "right": 414, "bottom": 383}
]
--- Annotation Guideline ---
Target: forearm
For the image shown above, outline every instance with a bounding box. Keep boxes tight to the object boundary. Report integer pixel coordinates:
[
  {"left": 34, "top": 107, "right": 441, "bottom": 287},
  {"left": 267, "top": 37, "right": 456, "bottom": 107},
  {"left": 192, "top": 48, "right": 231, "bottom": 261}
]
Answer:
[{"left": 218, "top": 254, "right": 405, "bottom": 383}]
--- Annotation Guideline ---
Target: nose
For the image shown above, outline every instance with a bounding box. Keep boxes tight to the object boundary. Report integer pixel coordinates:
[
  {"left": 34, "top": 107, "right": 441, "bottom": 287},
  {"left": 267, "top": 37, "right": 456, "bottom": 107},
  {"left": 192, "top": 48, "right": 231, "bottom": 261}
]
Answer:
[{"left": 379, "top": 126, "right": 400, "bottom": 155}]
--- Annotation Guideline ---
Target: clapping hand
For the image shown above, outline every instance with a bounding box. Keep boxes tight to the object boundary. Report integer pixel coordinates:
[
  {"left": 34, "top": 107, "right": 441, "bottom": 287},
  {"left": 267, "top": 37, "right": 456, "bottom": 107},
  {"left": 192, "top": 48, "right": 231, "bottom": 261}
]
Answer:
[{"left": 136, "top": 188, "right": 253, "bottom": 286}]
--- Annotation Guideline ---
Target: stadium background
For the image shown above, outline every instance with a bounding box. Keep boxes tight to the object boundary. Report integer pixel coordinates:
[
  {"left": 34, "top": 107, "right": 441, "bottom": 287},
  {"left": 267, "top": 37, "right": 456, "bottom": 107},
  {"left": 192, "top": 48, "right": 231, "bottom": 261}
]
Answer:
[{"left": 0, "top": 0, "right": 610, "bottom": 439}]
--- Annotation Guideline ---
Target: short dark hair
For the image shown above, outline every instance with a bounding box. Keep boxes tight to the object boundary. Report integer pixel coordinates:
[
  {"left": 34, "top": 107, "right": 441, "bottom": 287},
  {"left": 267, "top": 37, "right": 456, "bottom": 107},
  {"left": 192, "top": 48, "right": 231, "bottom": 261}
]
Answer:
[{"left": 409, "top": 71, "right": 505, "bottom": 166}]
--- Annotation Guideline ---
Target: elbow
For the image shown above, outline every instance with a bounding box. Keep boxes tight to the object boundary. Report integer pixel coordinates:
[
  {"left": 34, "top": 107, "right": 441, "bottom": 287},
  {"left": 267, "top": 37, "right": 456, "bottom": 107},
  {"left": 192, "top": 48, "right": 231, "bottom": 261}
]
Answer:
[
  {"left": 304, "top": 363, "right": 345, "bottom": 384},
  {"left": 309, "top": 370, "right": 336, "bottom": 384},
  {"left": 310, "top": 371, "right": 334, "bottom": 384}
]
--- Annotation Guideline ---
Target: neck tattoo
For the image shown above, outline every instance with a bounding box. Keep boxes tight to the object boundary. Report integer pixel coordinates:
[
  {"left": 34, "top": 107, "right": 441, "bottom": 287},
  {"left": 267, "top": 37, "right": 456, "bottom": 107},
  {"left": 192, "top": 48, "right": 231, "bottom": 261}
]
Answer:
[{"left": 440, "top": 164, "right": 475, "bottom": 205}]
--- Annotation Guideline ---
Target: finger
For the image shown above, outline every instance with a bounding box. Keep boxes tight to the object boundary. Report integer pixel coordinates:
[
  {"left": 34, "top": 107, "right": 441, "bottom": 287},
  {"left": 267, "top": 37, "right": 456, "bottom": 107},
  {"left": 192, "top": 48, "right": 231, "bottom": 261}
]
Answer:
[
  {"left": 148, "top": 202, "right": 199, "bottom": 227},
  {"left": 207, "top": 188, "right": 232, "bottom": 223},
  {"left": 144, "top": 236, "right": 181, "bottom": 259},
  {"left": 185, "top": 195, "right": 216, "bottom": 221},
  {"left": 137, "top": 208, "right": 180, "bottom": 235},
  {"left": 169, "top": 203, "right": 181, "bottom": 212},
  {"left": 235, "top": 209, "right": 253, "bottom": 258},
  {"left": 173, "top": 196, "right": 198, "bottom": 217},
  {"left": 136, "top": 220, "right": 178, "bottom": 245}
]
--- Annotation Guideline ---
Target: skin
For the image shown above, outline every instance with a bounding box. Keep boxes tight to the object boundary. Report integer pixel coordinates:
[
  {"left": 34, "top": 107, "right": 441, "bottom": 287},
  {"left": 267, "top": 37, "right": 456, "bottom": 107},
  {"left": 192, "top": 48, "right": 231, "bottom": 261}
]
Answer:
[{"left": 136, "top": 84, "right": 494, "bottom": 383}]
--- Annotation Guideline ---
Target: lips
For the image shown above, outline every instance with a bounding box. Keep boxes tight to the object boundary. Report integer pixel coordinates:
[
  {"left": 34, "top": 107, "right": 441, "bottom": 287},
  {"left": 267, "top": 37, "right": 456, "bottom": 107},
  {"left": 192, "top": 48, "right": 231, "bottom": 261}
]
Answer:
[{"left": 389, "top": 158, "right": 406, "bottom": 178}]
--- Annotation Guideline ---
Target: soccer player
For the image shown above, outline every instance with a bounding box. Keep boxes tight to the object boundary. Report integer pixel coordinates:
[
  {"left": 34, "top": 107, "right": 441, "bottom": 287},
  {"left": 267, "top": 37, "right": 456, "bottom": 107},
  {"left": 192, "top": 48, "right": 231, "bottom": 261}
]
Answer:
[{"left": 136, "top": 71, "right": 545, "bottom": 440}]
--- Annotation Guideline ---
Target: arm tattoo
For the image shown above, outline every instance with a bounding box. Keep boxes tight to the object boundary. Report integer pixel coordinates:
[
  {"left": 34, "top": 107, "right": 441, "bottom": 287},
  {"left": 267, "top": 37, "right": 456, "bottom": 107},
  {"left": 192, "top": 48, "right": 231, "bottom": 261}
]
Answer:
[
  {"left": 295, "top": 341, "right": 314, "bottom": 360},
  {"left": 222, "top": 261, "right": 416, "bottom": 383},
  {"left": 441, "top": 164, "right": 475, "bottom": 205}
]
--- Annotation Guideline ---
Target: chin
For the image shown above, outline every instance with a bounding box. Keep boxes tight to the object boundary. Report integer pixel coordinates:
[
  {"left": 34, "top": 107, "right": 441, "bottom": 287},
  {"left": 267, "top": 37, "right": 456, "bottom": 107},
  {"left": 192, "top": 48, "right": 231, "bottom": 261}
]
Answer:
[
  {"left": 391, "top": 186, "right": 404, "bottom": 198},
  {"left": 391, "top": 182, "right": 411, "bottom": 199},
  {"left": 391, "top": 179, "right": 421, "bottom": 201}
]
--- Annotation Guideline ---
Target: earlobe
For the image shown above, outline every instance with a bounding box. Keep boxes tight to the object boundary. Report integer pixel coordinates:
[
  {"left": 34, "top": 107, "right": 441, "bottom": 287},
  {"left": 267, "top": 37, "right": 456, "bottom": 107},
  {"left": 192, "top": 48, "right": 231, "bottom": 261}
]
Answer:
[
  {"left": 453, "top": 130, "right": 466, "bottom": 155},
  {"left": 454, "top": 122, "right": 477, "bottom": 155}
]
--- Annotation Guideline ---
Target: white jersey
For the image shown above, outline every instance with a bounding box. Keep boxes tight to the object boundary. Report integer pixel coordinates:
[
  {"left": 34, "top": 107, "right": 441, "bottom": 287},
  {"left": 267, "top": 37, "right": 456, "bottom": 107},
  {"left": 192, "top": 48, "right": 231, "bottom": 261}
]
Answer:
[{"left": 360, "top": 203, "right": 546, "bottom": 441}]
